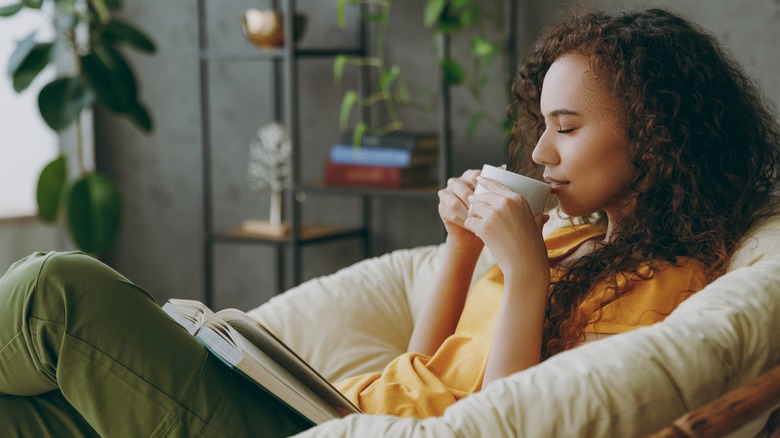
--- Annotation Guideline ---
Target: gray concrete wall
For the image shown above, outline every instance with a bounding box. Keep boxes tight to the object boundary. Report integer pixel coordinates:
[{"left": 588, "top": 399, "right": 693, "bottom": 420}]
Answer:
[
  {"left": 94, "top": 0, "right": 780, "bottom": 310},
  {"left": 0, "top": 218, "right": 60, "bottom": 272}
]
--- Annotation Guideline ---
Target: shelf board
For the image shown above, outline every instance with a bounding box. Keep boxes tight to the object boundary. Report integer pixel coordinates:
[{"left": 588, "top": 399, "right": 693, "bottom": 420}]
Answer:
[
  {"left": 200, "top": 47, "right": 363, "bottom": 62},
  {"left": 211, "top": 224, "right": 366, "bottom": 245},
  {"left": 298, "top": 182, "right": 440, "bottom": 199}
]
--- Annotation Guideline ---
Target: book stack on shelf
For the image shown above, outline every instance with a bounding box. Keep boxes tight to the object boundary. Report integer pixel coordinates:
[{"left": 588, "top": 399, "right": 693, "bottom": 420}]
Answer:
[{"left": 324, "top": 131, "right": 439, "bottom": 189}]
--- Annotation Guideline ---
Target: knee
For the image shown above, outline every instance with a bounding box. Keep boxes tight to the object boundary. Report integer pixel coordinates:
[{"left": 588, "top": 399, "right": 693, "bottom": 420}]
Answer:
[
  {"left": 0, "top": 252, "right": 56, "bottom": 302},
  {"left": 1, "top": 251, "right": 134, "bottom": 308},
  {"left": 3, "top": 251, "right": 155, "bottom": 324}
]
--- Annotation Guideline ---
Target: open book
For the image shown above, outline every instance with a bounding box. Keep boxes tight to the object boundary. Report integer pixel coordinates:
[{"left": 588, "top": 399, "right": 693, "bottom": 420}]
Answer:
[{"left": 161, "top": 299, "right": 361, "bottom": 425}]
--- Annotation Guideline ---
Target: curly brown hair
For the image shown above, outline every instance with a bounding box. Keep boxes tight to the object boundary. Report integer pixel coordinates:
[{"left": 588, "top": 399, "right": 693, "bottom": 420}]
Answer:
[{"left": 507, "top": 8, "right": 780, "bottom": 357}]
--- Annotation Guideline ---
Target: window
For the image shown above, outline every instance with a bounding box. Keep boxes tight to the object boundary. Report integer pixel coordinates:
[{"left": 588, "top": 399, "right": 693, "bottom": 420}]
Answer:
[{"left": 0, "top": 9, "right": 58, "bottom": 218}]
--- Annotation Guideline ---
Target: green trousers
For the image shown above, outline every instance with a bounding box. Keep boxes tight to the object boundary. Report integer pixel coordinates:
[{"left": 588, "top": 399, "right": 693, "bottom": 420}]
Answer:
[{"left": 0, "top": 251, "right": 312, "bottom": 437}]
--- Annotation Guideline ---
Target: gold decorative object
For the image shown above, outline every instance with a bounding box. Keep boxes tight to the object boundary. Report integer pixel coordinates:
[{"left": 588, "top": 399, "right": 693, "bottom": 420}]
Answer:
[{"left": 240, "top": 9, "right": 306, "bottom": 49}]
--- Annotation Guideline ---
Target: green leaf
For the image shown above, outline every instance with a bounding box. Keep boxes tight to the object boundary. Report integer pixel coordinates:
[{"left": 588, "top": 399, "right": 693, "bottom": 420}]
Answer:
[
  {"left": 11, "top": 42, "right": 58, "bottom": 92},
  {"left": 7, "top": 32, "right": 36, "bottom": 76},
  {"left": 81, "top": 44, "right": 136, "bottom": 112},
  {"left": 451, "top": 0, "right": 470, "bottom": 8},
  {"left": 424, "top": 0, "right": 446, "bottom": 28},
  {"left": 65, "top": 172, "right": 123, "bottom": 255},
  {"left": 465, "top": 110, "right": 484, "bottom": 141},
  {"left": 36, "top": 155, "right": 67, "bottom": 223},
  {"left": 104, "top": 0, "right": 121, "bottom": 10},
  {"left": 351, "top": 121, "right": 367, "bottom": 146},
  {"left": 436, "top": 0, "right": 478, "bottom": 33},
  {"left": 104, "top": 20, "right": 156, "bottom": 53},
  {"left": 436, "top": 14, "right": 463, "bottom": 34},
  {"left": 458, "top": 7, "right": 479, "bottom": 28},
  {"left": 82, "top": 44, "right": 153, "bottom": 132},
  {"left": 363, "top": 12, "right": 386, "bottom": 23},
  {"left": 333, "top": 54, "right": 347, "bottom": 83},
  {"left": 95, "top": 42, "right": 138, "bottom": 94},
  {"left": 336, "top": 0, "right": 347, "bottom": 28},
  {"left": 128, "top": 101, "right": 153, "bottom": 132},
  {"left": 379, "top": 65, "right": 400, "bottom": 92},
  {"left": 339, "top": 89, "right": 359, "bottom": 131},
  {"left": 472, "top": 36, "right": 497, "bottom": 58},
  {"left": 38, "top": 77, "right": 94, "bottom": 131},
  {"left": 394, "top": 74, "right": 411, "bottom": 104},
  {"left": 88, "top": 0, "right": 110, "bottom": 24},
  {"left": 0, "top": 3, "right": 24, "bottom": 16},
  {"left": 439, "top": 58, "right": 466, "bottom": 85},
  {"left": 21, "top": 0, "right": 42, "bottom": 9}
]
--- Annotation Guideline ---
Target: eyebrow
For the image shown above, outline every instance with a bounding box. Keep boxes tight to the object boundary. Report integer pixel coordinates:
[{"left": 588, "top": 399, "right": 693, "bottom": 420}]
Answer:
[{"left": 546, "top": 109, "right": 581, "bottom": 117}]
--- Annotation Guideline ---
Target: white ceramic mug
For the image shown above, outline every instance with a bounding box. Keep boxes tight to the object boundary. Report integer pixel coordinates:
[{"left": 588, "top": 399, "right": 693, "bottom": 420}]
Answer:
[{"left": 474, "top": 164, "right": 551, "bottom": 214}]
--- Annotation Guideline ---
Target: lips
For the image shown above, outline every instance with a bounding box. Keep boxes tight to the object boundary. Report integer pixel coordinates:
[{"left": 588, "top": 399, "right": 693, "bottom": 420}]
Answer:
[{"left": 544, "top": 176, "right": 569, "bottom": 193}]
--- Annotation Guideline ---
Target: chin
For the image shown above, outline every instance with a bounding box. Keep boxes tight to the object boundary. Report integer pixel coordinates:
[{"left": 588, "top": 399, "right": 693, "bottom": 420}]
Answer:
[{"left": 556, "top": 199, "right": 599, "bottom": 220}]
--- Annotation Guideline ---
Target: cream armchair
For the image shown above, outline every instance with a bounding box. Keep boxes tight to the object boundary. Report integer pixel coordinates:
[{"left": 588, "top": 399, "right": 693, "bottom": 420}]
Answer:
[{"left": 247, "top": 213, "right": 780, "bottom": 437}]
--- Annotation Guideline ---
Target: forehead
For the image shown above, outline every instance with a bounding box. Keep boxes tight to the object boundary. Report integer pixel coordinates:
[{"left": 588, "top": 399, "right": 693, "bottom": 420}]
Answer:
[{"left": 540, "top": 53, "right": 613, "bottom": 115}]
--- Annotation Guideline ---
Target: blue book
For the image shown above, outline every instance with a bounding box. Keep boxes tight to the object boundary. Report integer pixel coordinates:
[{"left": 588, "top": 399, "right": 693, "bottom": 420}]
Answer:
[{"left": 329, "top": 144, "right": 439, "bottom": 168}]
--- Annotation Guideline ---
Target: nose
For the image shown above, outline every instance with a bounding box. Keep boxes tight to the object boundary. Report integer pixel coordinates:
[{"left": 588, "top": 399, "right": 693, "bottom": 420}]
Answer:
[{"left": 531, "top": 129, "right": 558, "bottom": 166}]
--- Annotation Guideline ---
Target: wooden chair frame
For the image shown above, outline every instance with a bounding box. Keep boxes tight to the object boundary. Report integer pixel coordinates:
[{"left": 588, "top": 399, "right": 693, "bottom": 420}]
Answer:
[{"left": 648, "top": 364, "right": 780, "bottom": 437}]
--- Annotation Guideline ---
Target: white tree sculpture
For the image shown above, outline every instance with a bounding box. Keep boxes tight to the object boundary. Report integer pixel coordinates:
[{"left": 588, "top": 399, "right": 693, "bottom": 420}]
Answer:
[{"left": 246, "top": 122, "right": 292, "bottom": 231}]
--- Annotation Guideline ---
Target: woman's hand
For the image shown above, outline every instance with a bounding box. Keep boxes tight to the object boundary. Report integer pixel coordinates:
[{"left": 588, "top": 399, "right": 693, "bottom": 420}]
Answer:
[
  {"left": 465, "top": 176, "right": 549, "bottom": 283},
  {"left": 469, "top": 176, "right": 551, "bottom": 386},
  {"left": 438, "top": 169, "right": 484, "bottom": 253}
]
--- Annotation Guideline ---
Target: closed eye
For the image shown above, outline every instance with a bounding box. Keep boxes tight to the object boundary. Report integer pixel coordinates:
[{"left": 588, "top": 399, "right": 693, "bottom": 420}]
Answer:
[{"left": 557, "top": 128, "right": 575, "bottom": 134}]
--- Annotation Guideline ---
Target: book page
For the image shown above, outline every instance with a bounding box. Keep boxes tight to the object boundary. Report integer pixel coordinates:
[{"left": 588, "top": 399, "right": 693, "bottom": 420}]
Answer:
[
  {"left": 197, "top": 324, "right": 338, "bottom": 424},
  {"left": 209, "top": 309, "right": 360, "bottom": 414},
  {"left": 162, "top": 299, "right": 215, "bottom": 335}
]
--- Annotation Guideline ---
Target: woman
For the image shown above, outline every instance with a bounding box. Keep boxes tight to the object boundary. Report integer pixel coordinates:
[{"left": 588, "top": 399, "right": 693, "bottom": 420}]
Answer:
[
  {"left": 1, "top": 7, "right": 778, "bottom": 437},
  {"left": 335, "top": 7, "right": 780, "bottom": 418}
]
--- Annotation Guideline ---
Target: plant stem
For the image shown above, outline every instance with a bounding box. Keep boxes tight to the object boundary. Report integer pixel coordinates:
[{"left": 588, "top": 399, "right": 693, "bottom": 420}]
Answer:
[
  {"left": 67, "top": 8, "right": 87, "bottom": 175},
  {"left": 375, "top": 2, "right": 403, "bottom": 133},
  {"left": 75, "top": 115, "right": 86, "bottom": 174}
]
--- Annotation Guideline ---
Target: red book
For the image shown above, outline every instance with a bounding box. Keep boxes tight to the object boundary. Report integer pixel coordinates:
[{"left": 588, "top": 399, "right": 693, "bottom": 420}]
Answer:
[{"left": 324, "top": 162, "right": 437, "bottom": 188}]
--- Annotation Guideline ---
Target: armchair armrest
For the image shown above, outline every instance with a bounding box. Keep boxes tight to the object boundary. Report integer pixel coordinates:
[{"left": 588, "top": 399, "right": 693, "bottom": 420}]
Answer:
[{"left": 295, "top": 255, "right": 780, "bottom": 437}]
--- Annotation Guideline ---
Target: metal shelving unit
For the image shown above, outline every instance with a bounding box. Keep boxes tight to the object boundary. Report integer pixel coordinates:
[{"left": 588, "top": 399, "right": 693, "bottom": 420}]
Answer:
[
  {"left": 197, "top": 0, "right": 379, "bottom": 307},
  {"left": 197, "top": 0, "right": 515, "bottom": 307}
]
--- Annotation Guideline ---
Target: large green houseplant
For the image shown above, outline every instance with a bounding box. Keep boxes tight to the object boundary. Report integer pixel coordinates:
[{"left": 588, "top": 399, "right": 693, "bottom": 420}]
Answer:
[{"left": 1, "top": 0, "right": 155, "bottom": 255}]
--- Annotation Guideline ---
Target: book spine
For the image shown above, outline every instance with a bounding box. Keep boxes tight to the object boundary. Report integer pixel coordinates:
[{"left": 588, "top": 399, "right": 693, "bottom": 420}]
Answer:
[
  {"left": 329, "top": 145, "right": 411, "bottom": 167},
  {"left": 342, "top": 133, "right": 428, "bottom": 150},
  {"left": 325, "top": 163, "right": 403, "bottom": 188}
]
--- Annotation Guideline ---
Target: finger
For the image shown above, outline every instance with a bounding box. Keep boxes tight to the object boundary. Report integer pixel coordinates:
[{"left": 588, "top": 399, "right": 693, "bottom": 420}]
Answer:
[
  {"left": 463, "top": 215, "right": 483, "bottom": 238},
  {"left": 439, "top": 189, "right": 471, "bottom": 220},
  {"left": 451, "top": 176, "right": 477, "bottom": 202},
  {"left": 460, "top": 169, "right": 481, "bottom": 188},
  {"left": 442, "top": 178, "right": 474, "bottom": 208},
  {"left": 475, "top": 176, "right": 516, "bottom": 197}
]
